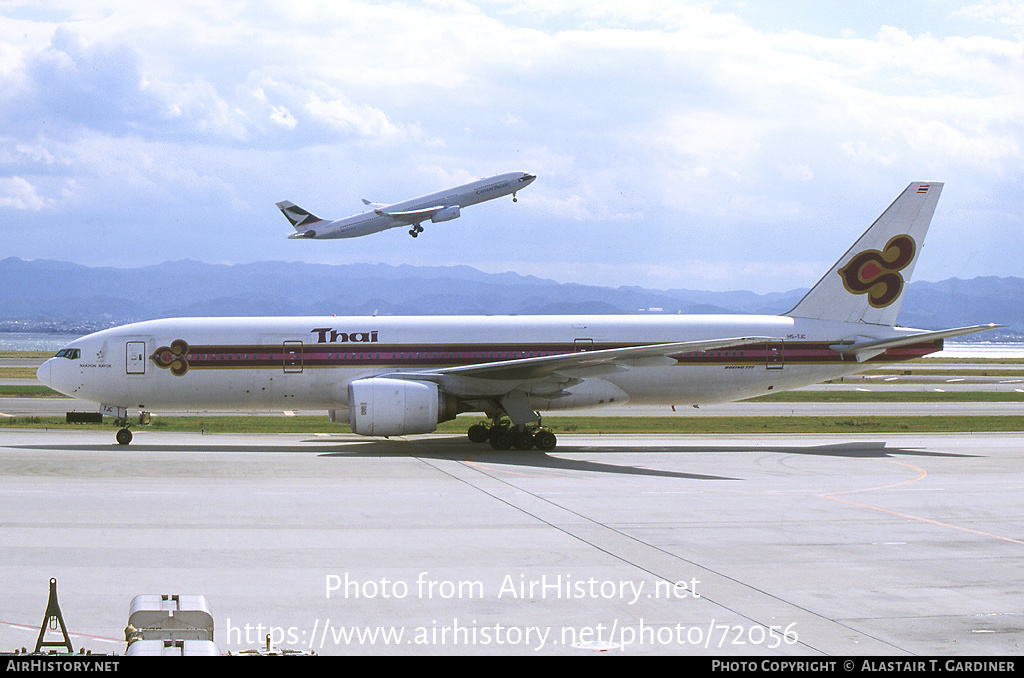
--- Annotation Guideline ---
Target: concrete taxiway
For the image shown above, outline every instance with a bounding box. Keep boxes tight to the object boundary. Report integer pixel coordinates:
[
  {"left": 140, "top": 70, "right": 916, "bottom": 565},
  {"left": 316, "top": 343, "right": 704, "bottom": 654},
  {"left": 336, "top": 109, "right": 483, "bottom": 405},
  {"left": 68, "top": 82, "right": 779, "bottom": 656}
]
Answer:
[{"left": 1, "top": 428, "right": 1023, "bottom": 656}]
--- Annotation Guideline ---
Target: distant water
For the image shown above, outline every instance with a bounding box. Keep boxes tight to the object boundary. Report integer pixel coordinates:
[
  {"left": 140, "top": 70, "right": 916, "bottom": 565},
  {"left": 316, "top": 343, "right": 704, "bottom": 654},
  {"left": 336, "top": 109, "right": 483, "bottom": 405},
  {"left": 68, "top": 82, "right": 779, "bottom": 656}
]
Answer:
[
  {"left": 0, "top": 332, "right": 81, "bottom": 352},
  {"left": 934, "top": 341, "right": 1024, "bottom": 359}
]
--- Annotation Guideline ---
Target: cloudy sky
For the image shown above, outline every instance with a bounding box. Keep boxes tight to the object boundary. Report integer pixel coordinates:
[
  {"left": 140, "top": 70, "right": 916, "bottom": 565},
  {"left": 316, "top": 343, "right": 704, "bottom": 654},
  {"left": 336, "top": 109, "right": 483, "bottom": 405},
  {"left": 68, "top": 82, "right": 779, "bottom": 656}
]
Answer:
[{"left": 1, "top": 0, "right": 1022, "bottom": 293}]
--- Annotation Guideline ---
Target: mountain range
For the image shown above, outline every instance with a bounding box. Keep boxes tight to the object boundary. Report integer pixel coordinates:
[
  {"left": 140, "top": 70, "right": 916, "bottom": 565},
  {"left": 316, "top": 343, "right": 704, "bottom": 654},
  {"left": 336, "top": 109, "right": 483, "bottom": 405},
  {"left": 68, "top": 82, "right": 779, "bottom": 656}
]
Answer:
[{"left": 1, "top": 257, "right": 1020, "bottom": 337}]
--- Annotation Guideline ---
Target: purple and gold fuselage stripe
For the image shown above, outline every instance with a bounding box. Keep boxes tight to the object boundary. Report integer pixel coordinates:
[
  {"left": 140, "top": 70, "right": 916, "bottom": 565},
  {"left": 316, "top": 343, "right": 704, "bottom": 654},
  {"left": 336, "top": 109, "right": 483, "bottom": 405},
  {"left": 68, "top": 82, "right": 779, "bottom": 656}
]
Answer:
[{"left": 155, "top": 340, "right": 943, "bottom": 372}]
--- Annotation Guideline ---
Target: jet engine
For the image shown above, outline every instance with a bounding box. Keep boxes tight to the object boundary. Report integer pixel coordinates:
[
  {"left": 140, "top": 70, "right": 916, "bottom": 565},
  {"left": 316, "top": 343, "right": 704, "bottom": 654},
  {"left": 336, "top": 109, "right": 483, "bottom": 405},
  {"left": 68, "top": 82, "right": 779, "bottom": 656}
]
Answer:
[
  {"left": 430, "top": 206, "right": 461, "bottom": 223},
  {"left": 348, "top": 377, "right": 459, "bottom": 436}
]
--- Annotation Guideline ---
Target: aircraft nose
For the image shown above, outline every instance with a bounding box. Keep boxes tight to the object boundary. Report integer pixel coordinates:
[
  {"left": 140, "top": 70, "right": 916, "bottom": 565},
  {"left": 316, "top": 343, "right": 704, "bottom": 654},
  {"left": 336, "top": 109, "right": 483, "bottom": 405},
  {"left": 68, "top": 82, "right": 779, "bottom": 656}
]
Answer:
[{"left": 36, "top": 359, "right": 52, "bottom": 388}]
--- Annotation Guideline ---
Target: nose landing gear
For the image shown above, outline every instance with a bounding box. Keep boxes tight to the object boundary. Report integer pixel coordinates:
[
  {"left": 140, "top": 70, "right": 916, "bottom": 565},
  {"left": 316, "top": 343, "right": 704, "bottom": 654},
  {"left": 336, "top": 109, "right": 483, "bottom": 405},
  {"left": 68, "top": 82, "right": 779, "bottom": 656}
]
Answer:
[{"left": 110, "top": 409, "right": 150, "bottom": 445}]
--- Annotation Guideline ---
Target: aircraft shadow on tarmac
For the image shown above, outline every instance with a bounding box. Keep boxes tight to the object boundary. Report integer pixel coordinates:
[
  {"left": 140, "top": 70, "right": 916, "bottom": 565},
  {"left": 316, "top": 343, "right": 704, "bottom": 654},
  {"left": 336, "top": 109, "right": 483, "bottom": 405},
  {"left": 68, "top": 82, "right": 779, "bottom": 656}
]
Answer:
[
  {"left": 330, "top": 437, "right": 976, "bottom": 459},
  {"left": 313, "top": 440, "right": 983, "bottom": 483},
  {"left": 317, "top": 443, "right": 733, "bottom": 481},
  {"left": 8, "top": 437, "right": 975, "bottom": 482},
  {"left": 314, "top": 437, "right": 977, "bottom": 478},
  {"left": 9, "top": 438, "right": 729, "bottom": 481},
  {"left": 751, "top": 440, "right": 978, "bottom": 459}
]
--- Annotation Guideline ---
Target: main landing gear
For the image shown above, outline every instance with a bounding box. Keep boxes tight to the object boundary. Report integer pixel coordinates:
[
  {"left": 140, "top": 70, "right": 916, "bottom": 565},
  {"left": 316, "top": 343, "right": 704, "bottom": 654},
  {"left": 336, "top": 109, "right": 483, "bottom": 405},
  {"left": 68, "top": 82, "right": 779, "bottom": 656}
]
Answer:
[
  {"left": 467, "top": 418, "right": 557, "bottom": 451},
  {"left": 409, "top": 223, "right": 424, "bottom": 237}
]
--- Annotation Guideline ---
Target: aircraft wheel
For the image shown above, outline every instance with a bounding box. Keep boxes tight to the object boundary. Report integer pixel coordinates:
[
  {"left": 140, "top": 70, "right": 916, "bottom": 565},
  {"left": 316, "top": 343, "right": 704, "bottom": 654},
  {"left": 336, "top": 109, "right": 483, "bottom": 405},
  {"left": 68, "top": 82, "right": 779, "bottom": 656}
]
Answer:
[
  {"left": 409, "top": 229, "right": 418, "bottom": 237},
  {"left": 489, "top": 429, "right": 513, "bottom": 450},
  {"left": 512, "top": 432, "right": 534, "bottom": 450},
  {"left": 116, "top": 428, "right": 133, "bottom": 445},
  {"left": 467, "top": 424, "right": 490, "bottom": 443},
  {"left": 533, "top": 430, "right": 557, "bottom": 451}
]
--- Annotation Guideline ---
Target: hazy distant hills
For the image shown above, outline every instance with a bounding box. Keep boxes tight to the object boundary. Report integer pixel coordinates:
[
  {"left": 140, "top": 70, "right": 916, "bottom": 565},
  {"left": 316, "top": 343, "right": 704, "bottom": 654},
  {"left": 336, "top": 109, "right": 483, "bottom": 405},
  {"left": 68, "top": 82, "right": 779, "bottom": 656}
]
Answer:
[{"left": 1, "top": 257, "right": 1020, "bottom": 337}]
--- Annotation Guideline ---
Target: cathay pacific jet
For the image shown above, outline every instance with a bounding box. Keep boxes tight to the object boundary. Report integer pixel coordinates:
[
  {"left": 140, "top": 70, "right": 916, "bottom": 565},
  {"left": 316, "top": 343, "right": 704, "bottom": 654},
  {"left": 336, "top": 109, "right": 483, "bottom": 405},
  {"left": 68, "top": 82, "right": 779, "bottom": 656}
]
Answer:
[{"left": 278, "top": 171, "right": 536, "bottom": 239}]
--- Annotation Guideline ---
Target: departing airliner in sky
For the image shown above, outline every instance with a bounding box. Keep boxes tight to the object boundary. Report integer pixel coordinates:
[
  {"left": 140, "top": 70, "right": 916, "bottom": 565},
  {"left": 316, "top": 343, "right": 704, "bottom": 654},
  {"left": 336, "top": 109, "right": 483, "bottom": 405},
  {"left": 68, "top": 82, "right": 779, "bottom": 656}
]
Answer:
[
  {"left": 278, "top": 171, "right": 536, "bottom": 239},
  {"left": 38, "top": 182, "right": 998, "bottom": 448}
]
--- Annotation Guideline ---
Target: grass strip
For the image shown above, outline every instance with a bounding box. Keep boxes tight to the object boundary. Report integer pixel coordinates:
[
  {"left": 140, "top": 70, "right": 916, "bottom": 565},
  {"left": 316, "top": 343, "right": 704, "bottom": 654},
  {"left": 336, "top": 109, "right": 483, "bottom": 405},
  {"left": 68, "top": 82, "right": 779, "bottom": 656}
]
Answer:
[
  {"left": 3, "top": 415, "right": 1023, "bottom": 435},
  {"left": 0, "top": 385, "right": 65, "bottom": 397}
]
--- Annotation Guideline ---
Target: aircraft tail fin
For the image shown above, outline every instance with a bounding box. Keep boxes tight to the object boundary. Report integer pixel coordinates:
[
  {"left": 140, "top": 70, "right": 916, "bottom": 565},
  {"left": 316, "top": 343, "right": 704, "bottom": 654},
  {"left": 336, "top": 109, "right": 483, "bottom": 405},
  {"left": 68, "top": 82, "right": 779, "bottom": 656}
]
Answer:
[
  {"left": 786, "top": 182, "right": 943, "bottom": 327},
  {"left": 276, "top": 201, "right": 323, "bottom": 230}
]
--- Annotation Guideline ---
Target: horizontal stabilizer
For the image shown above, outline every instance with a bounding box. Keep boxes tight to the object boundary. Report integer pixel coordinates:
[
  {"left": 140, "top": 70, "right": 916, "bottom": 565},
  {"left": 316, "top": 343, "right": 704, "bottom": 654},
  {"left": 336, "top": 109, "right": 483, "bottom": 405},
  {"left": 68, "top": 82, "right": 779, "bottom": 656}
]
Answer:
[{"left": 830, "top": 324, "right": 1003, "bottom": 363}]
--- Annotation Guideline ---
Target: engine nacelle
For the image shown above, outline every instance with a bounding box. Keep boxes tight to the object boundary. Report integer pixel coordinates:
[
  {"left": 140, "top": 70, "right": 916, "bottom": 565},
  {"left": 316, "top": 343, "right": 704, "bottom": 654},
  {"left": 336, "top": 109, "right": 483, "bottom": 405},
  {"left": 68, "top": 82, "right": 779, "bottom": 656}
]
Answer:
[
  {"left": 430, "top": 206, "right": 461, "bottom": 223},
  {"left": 347, "top": 378, "right": 459, "bottom": 436}
]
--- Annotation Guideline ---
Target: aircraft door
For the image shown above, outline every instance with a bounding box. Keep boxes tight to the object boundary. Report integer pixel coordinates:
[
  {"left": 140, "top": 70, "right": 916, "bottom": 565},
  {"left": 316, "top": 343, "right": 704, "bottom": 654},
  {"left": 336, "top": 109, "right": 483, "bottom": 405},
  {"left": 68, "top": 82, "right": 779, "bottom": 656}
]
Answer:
[
  {"left": 765, "top": 339, "right": 784, "bottom": 370},
  {"left": 283, "top": 341, "right": 303, "bottom": 373},
  {"left": 574, "top": 338, "right": 594, "bottom": 352},
  {"left": 126, "top": 341, "right": 146, "bottom": 375}
]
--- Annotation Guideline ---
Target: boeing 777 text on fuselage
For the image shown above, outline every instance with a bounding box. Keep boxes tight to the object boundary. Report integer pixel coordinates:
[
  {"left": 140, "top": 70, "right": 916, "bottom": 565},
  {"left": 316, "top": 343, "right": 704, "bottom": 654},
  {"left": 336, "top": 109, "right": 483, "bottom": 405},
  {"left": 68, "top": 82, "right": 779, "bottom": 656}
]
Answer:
[
  {"left": 38, "top": 182, "right": 999, "bottom": 448},
  {"left": 277, "top": 172, "right": 536, "bottom": 240}
]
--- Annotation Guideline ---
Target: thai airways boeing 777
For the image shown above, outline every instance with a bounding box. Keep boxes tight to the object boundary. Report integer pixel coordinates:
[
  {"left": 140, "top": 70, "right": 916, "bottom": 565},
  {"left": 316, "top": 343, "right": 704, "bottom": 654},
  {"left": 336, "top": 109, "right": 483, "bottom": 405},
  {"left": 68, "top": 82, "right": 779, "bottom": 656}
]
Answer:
[
  {"left": 38, "top": 182, "right": 997, "bottom": 448},
  {"left": 278, "top": 171, "right": 536, "bottom": 239}
]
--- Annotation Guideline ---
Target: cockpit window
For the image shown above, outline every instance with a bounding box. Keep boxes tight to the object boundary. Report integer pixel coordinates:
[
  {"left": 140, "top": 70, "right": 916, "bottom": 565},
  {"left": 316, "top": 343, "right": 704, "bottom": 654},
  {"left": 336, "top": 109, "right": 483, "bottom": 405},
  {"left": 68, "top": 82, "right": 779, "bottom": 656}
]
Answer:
[{"left": 54, "top": 348, "right": 81, "bottom": 360}]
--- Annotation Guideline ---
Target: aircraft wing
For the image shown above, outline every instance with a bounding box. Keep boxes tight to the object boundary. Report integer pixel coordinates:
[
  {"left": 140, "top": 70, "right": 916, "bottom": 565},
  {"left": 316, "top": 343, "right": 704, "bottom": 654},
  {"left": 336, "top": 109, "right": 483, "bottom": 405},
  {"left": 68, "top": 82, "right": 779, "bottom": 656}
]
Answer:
[
  {"left": 381, "top": 336, "right": 769, "bottom": 389},
  {"left": 829, "top": 324, "right": 1003, "bottom": 363},
  {"left": 374, "top": 205, "right": 449, "bottom": 224}
]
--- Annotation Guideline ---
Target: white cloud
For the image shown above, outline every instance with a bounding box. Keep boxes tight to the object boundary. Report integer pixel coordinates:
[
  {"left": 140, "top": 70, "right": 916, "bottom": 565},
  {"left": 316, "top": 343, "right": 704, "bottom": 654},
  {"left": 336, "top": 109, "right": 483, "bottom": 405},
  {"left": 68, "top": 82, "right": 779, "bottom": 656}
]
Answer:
[
  {"left": 303, "top": 92, "right": 407, "bottom": 140},
  {"left": 269, "top": 105, "right": 297, "bottom": 130},
  {"left": 0, "top": 176, "right": 49, "bottom": 210},
  {"left": 956, "top": 1, "right": 1024, "bottom": 38},
  {"left": 0, "top": 1, "right": 1021, "bottom": 290}
]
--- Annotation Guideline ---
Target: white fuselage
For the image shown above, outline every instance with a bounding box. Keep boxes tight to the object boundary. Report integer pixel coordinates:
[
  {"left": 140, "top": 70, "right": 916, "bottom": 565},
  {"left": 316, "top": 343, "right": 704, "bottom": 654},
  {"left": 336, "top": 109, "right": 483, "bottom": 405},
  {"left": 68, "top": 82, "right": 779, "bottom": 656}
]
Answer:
[
  {"left": 306, "top": 172, "right": 535, "bottom": 239},
  {"left": 36, "top": 314, "right": 938, "bottom": 416}
]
